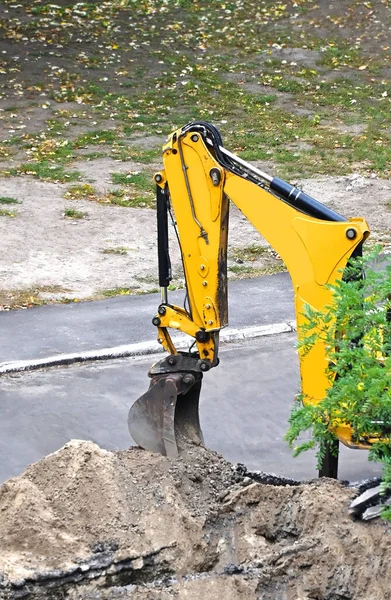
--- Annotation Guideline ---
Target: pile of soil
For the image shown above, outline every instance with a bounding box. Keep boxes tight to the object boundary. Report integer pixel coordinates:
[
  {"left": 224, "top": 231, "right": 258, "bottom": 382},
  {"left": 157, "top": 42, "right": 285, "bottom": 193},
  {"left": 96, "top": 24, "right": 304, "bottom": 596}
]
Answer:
[{"left": 0, "top": 440, "right": 389, "bottom": 600}]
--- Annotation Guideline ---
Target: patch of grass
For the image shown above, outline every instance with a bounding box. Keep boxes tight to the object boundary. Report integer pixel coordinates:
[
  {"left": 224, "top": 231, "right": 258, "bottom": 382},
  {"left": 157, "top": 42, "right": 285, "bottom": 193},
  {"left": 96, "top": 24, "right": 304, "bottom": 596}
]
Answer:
[
  {"left": 168, "top": 282, "right": 185, "bottom": 291},
  {"left": 0, "top": 196, "right": 20, "bottom": 205},
  {"left": 75, "top": 130, "right": 119, "bottom": 147},
  {"left": 64, "top": 183, "right": 98, "bottom": 200},
  {"left": 8, "top": 162, "right": 82, "bottom": 182},
  {"left": 63, "top": 208, "right": 87, "bottom": 219},
  {"left": 96, "top": 285, "right": 162, "bottom": 299},
  {"left": 110, "top": 147, "right": 160, "bottom": 163},
  {"left": 26, "top": 138, "right": 75, "bottom": 162},
  {"left": 228, "top": 264, "right": 286, "bottom": 278},
  {"left": 228, "top": 264, "right": 258, "bottom": 275},
  {"left": 0, "top": 145, "right": 12, "bottom": 158},
  {"left": 100, "top": 286, "right": 142, "bottom": 297},
  {"left": 103, "top": 188, "right": 154, "bottom": 209},
  {"left": 230, "top": 244, "right": 269, "bottom": 262},
  {"left": 0, "top": 285, "right": 70, "bottom": 309},
  {"left": 111, "top": 171, "right": 152, "bottom": 190},
  {"left": 0, "top": 209, "right": 17, "bottom": 217},
  {"left": 1, "top": 0, "right": 390, "bottom": 188},
  {"left": 101, "top": 246, "right": 129, "bottom": 255}
]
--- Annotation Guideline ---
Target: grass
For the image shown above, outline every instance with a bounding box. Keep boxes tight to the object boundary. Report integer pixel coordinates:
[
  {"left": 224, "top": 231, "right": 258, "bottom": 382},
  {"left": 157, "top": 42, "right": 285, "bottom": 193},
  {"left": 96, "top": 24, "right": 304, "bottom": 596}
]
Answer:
[
  {"left": 228, "top": 264, "right": 286, "bottom": 278},
  {"left": 103, "top": 189, "right": 154, "bottom": 209},
  {"left": 168, "top": 282, "right": 185, "bottom": 291},
  {"left": 0, "top": 285, "right": 70, "bottom": 309},
  {"left": 230, "top": 244, "right": 270, "bottom": 262},
  {"left": 0, "top": 209, "right": 17, "bottom": 217},
  {"left": 0, "top": 196, "right": 20, "bottom": 205},
  {"left": 6, "top": 163, "right": 82, "bottom": 182},
  {"left": 74, "top": 130, "right": 119, "bottom": 147},
  {"left": 64, "top": 183, "right": 98, "bottom": 200},
  {"left": 0, "top": 0, "right": 390, "bottom": 307},
  {"left": 101, "top": 246, "right": 129, "bottom": 255},
  {"left": 111, "top": 172, "right": 152, "bottom": 189},
  {"left": 63, "top": 183, "right": 155, "bottom": 209},
  {"left": 2, "top": 5, "right": 389, "bottom": 179},
  {"left": 63, "top": 208, "right": 87, "bottom": 219},
  {"left": 99, "top": 286, "right": 143, "bottom": 297}
]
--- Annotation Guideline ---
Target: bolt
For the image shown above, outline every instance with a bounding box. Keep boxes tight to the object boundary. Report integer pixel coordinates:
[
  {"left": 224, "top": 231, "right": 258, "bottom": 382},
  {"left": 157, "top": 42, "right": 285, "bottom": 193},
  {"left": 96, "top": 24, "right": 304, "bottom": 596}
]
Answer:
[
  {"left": 208, "top": 320, "right": 213, "bottom": 325},
  {"left": 191, "top": 134, "right": 199, "bottom": 142},
  {"left": 152, "top": 316, "right": 161, "bottom": 326},
  {"left": 158, "top": 338, "right": 163, "bottom": 344},
  {"left": 346, "top": 228, "right": 357, "bottom": 240},
  {"left": 206, "top": 304, "right": 211, "bottom": 309},
  {"left": 196, "top": 329, "right": 209, "bottom": 342},
  {"left": 183, "top": 374, "right": 194, "bottom": 385},
  {"left": 209, "top": 167, "right": 221, "bottom": 186},
  {"left": 155, "top": 173, "right": 163, "bottom": 183},
  {"left": 202, "top": 281, "right": 207, "bottom": 287},
  {"left": 200, "top": 264, "right": 205, "bottom": 271},
  {"left": 167, "top": 356, "right": 176, "bottom": 366},
  {"left": 158, "top": 305, "right": 166, "bottom": 315},
  {"left": 199, "top": 361, "right": 210, "bottom": 372}
]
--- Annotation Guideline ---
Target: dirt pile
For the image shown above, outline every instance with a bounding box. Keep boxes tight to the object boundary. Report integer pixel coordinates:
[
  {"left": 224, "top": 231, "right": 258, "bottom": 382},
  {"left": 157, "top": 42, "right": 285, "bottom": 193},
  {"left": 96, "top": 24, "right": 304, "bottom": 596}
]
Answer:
[{"left": 0, "top": 440, "right": 390, "bottom": 600}]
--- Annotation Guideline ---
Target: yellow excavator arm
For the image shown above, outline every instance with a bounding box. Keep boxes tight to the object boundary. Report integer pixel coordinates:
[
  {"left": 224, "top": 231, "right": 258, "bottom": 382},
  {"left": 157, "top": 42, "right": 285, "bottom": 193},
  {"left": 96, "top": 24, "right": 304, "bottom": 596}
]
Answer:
[{"left": 128, "top": 121, "right": 370, "bottom": 466}]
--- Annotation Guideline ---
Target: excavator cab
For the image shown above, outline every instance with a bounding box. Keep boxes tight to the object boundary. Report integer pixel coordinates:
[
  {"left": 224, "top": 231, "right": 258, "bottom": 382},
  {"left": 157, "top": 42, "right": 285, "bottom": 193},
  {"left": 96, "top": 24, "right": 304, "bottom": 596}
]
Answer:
[{"left": 128, "top": 121, "right": 370, "bottom": 472}]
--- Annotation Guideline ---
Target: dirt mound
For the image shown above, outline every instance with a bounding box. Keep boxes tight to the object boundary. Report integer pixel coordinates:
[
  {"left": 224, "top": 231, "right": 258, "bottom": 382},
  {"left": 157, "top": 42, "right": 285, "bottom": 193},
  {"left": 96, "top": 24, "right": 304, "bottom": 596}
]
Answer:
[{"left": 0, "top": 441, "right": 389, "bottom": 600}]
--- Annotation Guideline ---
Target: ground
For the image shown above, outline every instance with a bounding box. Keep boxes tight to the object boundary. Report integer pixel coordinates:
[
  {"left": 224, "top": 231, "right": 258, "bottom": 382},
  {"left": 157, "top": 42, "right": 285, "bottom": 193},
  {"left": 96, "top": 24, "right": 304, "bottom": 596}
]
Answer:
[
  {"left": 0, "top": 0, "right": 390, "bottom": 308},
  {"left": 0, "top": 440, "right": 390, "bottom": 600}
]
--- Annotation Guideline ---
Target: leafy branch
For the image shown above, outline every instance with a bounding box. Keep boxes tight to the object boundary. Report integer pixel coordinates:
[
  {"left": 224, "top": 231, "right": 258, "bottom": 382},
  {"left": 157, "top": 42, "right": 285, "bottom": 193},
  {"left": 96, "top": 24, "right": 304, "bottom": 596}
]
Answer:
[{"left": 286, "top": 246, "right": 391, "bottom": 518}]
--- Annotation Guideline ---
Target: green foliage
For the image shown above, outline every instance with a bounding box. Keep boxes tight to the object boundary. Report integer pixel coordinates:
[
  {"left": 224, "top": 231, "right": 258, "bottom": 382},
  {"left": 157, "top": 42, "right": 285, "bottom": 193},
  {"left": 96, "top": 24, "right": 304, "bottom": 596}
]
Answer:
[
  {"left": 101, "top": 246, "right": 129, "bottom": 255},
  {"left": 0, "top": 209, "right": 17, "bottom": 217},
  {"left": 230, "top": 244, "right": 269, "bottom": 261},
  {"left": 111, "top": 171, "right": 151, "bottom": 189},
  {"left": 286, "top": 246, "right": 391, "bottom": 518},
  {"left": 0, "top": 196, "right": 20, "bottom": 204},
  {"left": 9, "top": 163, "right": 82, "bottom": 182},
  {"left": 64, "top": 184, "right": 97, "bottom": 200},
  {"left": 63, "top": 208, "right": 87, "bottom": 219}
]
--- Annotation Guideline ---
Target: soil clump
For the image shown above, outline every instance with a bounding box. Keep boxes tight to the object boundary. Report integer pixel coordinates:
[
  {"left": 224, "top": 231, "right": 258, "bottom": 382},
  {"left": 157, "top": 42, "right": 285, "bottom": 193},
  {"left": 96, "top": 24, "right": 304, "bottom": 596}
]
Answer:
[{"left": 0, "top": 440, "right": 389, "bottom": 599}]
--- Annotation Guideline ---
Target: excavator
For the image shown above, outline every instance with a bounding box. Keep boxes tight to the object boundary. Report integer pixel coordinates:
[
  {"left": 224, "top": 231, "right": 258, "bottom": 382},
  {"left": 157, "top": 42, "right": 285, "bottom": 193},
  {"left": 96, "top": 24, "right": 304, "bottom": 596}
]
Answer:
[{"left": 128, "top": 121, "right": 384, "bottom": 515}]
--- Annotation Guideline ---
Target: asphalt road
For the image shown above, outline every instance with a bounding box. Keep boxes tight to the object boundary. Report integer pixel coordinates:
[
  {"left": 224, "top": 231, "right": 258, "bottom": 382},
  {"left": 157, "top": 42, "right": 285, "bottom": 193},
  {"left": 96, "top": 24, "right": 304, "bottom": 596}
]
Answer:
[
  {"left": 0, "top": 272, "right": 294, "bottom": 362},
  {"left": 0, "top": 333, "right": 381, "bottom": 484}
]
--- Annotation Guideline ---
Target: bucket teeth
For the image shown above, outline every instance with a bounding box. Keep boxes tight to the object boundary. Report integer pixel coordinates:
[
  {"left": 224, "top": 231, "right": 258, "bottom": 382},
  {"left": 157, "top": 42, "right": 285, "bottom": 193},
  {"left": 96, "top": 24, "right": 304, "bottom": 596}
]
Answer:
[{"left": 128, "top": 370, "right": 203, "bottom": 457}]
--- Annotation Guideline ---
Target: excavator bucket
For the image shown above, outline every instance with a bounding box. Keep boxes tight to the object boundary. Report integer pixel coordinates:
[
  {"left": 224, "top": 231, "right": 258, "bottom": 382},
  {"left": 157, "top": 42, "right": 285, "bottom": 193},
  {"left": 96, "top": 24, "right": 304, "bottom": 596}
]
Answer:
[{"left": 128, "top": 370, "right": 204, "bottom": 457}]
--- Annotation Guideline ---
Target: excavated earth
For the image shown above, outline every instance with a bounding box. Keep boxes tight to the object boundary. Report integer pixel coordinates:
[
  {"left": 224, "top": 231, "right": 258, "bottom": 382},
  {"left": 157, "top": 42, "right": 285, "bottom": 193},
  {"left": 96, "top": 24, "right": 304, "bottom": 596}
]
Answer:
[{"left": 0, "top": 441, "right": 390, "bottom": 600}]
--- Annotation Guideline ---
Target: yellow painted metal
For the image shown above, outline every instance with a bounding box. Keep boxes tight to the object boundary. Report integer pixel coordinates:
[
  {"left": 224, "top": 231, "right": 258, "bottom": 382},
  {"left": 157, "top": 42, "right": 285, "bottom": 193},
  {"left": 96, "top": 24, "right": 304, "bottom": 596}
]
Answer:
[
  {"left": 159, "top": 128, "right": 229, "bottom": 365},
  {"left": 157, "top": 305, "right": 216, "bottom": 361},
  {"left": 157, "top": 127, "right": 371, "bottom": 448},
  {"left": 224, "top": 172, "right": 370, "bottom": 446}
]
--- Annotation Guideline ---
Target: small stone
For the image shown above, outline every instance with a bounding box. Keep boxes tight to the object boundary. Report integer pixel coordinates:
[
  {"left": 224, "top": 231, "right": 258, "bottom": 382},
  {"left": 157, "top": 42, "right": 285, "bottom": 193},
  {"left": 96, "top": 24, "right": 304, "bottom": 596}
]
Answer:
[{"left": 218, "top": 490, "right": 229, "bottom": 501}]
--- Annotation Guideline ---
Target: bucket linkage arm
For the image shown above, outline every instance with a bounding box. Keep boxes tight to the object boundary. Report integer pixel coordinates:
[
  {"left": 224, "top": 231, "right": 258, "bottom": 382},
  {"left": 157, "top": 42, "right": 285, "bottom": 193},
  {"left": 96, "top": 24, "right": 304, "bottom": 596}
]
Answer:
[{"left": 128, "top": 156, "right": 226, "bottom": 456}]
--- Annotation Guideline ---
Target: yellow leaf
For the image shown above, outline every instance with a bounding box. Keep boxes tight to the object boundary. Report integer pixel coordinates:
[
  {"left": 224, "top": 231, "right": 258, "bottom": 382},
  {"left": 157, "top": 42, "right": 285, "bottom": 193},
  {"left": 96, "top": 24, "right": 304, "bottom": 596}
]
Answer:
[{"left": 358, "top": 65, "right": 368, "bottom": 70}]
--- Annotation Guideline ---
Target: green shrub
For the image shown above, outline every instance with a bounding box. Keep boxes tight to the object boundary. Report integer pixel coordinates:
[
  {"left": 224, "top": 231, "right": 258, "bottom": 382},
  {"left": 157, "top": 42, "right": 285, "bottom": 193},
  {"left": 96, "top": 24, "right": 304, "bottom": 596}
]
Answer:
[{"left": 286, "top": 246, "right": 391, "bottom": 519}]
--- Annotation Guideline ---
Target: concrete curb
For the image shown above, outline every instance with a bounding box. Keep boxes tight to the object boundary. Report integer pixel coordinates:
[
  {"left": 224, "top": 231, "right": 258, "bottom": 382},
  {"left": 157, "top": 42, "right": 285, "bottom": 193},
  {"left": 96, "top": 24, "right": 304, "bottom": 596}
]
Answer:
[{"left": 0, "top": 321, "right": 296, "bottom": 375}]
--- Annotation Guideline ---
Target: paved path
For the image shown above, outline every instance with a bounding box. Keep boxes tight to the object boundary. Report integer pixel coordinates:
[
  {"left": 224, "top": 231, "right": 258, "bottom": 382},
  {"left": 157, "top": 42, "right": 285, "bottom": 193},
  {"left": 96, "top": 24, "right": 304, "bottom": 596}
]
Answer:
[
  {"left": 0, "top": 333, "right": 381, "bottom": 484},
  {"left": 0, "top": 272, "right": 293, "bottom": 362},
  {"left": 0, "top": 271, "right": 382, "bottom": 486}
]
